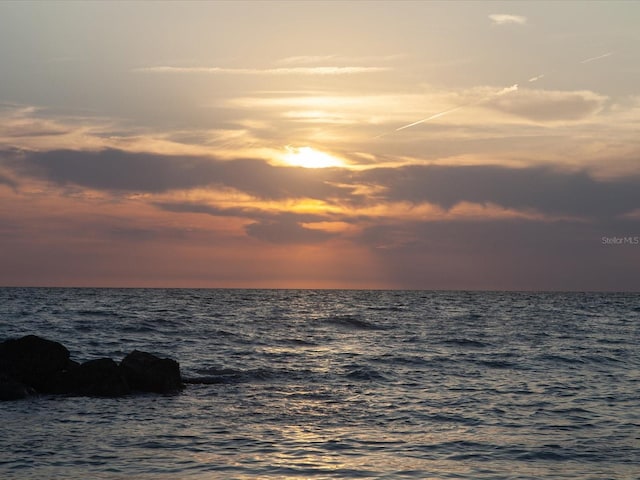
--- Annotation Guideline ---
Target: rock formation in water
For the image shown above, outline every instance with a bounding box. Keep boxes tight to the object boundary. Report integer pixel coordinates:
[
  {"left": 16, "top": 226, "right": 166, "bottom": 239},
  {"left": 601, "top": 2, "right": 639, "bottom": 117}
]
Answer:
[{"left": 0, "top": 335, "right": 183, "bottom": 400}]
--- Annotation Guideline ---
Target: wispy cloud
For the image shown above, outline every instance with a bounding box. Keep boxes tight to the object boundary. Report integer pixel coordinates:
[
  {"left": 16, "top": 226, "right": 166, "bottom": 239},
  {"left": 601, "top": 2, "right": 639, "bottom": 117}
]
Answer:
[
  {"left": 134, "top": 65, "right": 389, "bottom": 75},
  {"left": 487, "top": 89, "right": 607, "bottom": 122},
  {"left": 489, "top": 14, "right": 527, "bottom": 26},
  {"left": 276, "top": 54, "right": 404, "bottom": 65}
]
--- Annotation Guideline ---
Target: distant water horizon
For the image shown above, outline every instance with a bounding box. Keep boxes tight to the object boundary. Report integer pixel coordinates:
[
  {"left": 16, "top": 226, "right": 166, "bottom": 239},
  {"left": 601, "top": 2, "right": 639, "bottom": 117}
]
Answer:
[
  {"left": 2, "top": 285, "right": 639, "bottom": 293},
  {"left": 2, "top": 288, "right": 639, "bottom": 479}
]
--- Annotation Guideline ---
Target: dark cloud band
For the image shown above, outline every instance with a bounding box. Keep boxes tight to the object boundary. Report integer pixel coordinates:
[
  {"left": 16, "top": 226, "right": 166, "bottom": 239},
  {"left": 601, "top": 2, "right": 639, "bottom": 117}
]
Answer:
[
  {"left": 2, "top": 148, "right": 349, "bottom": 200},
  {"left": 3, "top": 148, "right": 640, "bottom": 220}
]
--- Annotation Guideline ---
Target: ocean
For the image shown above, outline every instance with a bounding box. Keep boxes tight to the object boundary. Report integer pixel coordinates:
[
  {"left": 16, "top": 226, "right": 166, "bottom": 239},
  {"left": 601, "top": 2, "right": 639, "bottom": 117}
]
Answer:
[{"left": 0, "top": 288, "right": 638, "bottom": 479}]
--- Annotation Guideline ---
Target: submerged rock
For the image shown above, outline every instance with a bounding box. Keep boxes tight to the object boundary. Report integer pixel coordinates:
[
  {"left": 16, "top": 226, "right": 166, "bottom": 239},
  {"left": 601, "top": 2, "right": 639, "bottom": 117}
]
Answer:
[
  {"left": 120, "top": 350, "right": 183, "bottom": 393},
  {"left": 48, "top": 358, "right": 131, "bottom": 397},
  {"left": 0, "top": 335, "right": 70, "bottom": 392},
  {"left": 0, "top": 335, "right": 182, "bottom": 400},
  {"left": 0, "top": 374, "right": 36, "bottom": 400}
]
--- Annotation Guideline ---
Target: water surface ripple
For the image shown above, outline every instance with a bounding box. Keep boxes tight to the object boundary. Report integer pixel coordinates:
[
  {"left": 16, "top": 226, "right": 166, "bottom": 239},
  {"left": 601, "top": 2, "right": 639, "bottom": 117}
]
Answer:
[{"left": 1, "top": 289, "right": 638, "bottom": 479}]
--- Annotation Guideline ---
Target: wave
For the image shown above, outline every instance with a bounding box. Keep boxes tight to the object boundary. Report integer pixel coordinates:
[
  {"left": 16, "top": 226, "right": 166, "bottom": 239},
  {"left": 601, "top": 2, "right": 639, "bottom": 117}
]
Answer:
[
  {"left": 538, "top": 353, "right": 586, "bottom": 365},
  {"left": 207, "top": 328, "right": 237, "bottom": 338},
  {"left": 583, "top": 353, "right": 624, "bottom": 364},
  {"left": 366, "top": 305, "right": 405, "bottom": 312},
  {"left": 77, "top": 309, "right": 119, "bottom": 318},
  {"left": 279, "top": 338, "right": 318, "bottom": 347},
  {"left": 477, "top": 359, "right": 518, "bottom": 369},
  {"left": 424, "top": 413, "right": 482, "bottom": 425},
  {"left": 120, "top": 323, "right": 157, "bottom": 333},
  {"left": 185, "top": 367, "right": 275, "bottom": 384},
  {"left": 441, "top": 338, "right": 489, "bottom": 348},
  {"left": 372, "top": 353, "right": 430, "bottom": 366},
  {"left": 321, "top": 314, "right": 388, "bottom": 330},
  {"left": 342, "top": 366, "right": 388, "bottom": 381},
  {"left": 516, "top": 446, "right": 602, "bottom": 462},
  {"left": 185, "top": 365, "right": 314, "bottom": 385}
]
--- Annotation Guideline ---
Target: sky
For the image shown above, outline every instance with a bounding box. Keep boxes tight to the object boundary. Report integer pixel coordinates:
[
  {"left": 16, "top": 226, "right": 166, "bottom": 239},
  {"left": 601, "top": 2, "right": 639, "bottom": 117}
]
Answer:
[{"left": 0, "top": 1, "right": 639, "bottom": 290}]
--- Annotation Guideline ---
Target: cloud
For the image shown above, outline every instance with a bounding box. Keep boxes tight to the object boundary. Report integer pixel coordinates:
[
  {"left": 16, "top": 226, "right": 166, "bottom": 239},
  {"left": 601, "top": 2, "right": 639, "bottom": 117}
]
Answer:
[
  {"left": 276, "top": 54, "right": 404, "bottom": 65},
  {"left": 5, "top": 147, "right": 640, "bottom": 227},
  {"left": 246, "top": 218, "right": 335, "bottom": 244},
  {"left": 152, "top": 161, "right": 640, "bottom": 236},
  {"left": 2, "top": 148, "right": 353, "bottom": 200},
  {"left": 489, "top": 14, "right": 527, "bottom": 25},
  {"left": 134, "top": 66, "right": 389, "bottom": 75},
  {"left": 3, "top": 148, "right": 217, "bottom": 192},
  {"left": 486, "top": 89, "right": 607, "bottom": 122},
  {"left": 356, "top": 164, "right": 640, "bottom": 219},
  {"left": 154, "top": 200, "right": 336, "bottom": 244},
  {"left": 3, "top": 148, "right": 639, "bottom": 288},
  {"left": 0, "top": 172, "right": 17, "bottom": 189},
  {"left": 154, "top": 201, "right": 330, "bottom": 224},
  {"left": 0, "top": 105, "right": 74, "bottom": 139}
]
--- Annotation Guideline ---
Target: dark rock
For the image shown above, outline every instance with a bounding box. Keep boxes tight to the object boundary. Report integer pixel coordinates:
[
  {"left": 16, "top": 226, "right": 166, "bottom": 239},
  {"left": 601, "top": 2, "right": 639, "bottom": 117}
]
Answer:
[
  {"left": 0, "top": 335, "right": 70, "bottom": 391},
  {"left": 0, "top": 335, "right": 183, "bottom": 400},
  {"left": 0, "top": 373, "right": 36, "bottom": 400},
  {"left": 120, "top": 350, "right": 183, "bottom": 393},
  {"left": 66, "top": 359, "right": 81, "bottom": 370},
  {"left": 48, "top": 358, "right": 131, "bottom": 397}
]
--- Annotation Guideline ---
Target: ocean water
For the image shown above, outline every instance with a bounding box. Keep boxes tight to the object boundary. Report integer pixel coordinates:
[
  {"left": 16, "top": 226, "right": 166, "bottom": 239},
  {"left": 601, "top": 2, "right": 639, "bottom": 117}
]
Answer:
[{"left": 0, "top": 288, "right": 638, "bottom": 479}]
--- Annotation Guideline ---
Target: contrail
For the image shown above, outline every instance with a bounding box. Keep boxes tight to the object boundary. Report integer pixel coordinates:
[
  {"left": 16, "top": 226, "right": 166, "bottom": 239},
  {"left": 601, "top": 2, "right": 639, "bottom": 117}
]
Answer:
[
  {"left": 580, "top": 52, "right": 613, "bottom": 64},
  {"left": 375, "top": 50, "right": 612, "bottom": 138},
  {"left": 529, "top": 51, "right": 612, "bottom": 82},
  {"left": 385, "top": 84, "right": 518, "bottom": 136},
  {"left": 394, "top": 105, "right": 466, "bottom": 132}
]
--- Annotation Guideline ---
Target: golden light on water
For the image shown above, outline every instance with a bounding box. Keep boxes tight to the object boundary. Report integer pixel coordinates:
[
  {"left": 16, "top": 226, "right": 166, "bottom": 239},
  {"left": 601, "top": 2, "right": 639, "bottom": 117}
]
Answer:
[{"left": 282, "top": 146, "right": 345, "bottom": 169}]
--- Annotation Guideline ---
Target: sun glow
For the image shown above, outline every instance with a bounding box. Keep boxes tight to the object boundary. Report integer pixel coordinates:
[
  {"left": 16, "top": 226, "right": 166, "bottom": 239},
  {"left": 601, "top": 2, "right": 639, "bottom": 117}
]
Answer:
[{"left": 282, "top": 146, "right": 344, "bottom": 168}]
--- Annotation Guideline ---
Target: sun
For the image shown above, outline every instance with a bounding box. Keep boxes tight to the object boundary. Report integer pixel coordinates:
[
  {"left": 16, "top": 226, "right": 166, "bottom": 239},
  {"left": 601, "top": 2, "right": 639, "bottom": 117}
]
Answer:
[{"left": 282, "top": 146, "right": 344, "bottom": 168}]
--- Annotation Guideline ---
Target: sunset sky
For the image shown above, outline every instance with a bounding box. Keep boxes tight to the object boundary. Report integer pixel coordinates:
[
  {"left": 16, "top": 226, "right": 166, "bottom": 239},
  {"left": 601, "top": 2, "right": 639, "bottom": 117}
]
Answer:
[{"left": 1, "top": 1, "right": 639, "bottom": 290}]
